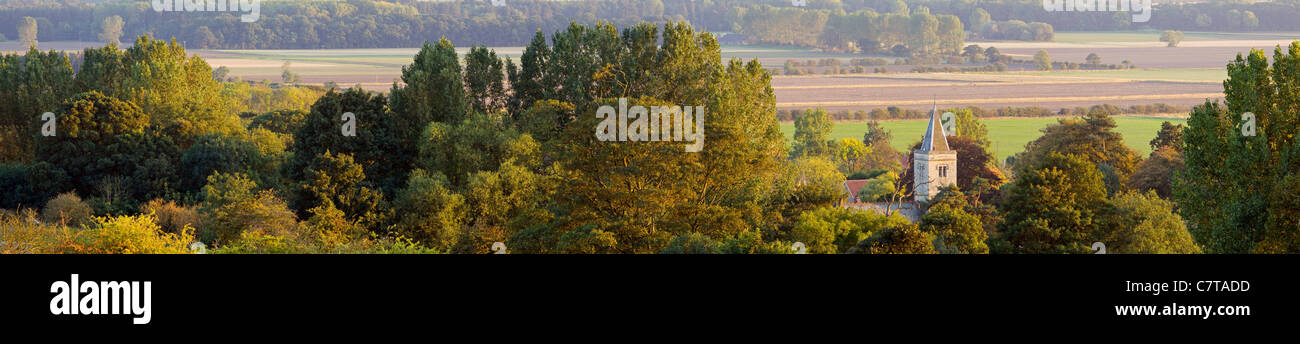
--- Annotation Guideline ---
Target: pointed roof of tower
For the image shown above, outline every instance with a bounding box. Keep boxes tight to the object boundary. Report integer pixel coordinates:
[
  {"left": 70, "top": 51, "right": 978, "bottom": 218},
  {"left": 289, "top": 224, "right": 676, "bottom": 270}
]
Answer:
[{"left": 918, "top": 103, "right": 950, "bottom": 152}]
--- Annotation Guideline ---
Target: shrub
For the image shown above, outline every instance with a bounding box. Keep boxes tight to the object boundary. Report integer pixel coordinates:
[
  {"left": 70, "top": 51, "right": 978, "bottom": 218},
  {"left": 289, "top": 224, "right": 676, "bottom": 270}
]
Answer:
[
  {"left": 1, "top": 209, "right": 69, "bottom": 253},
  {"left": 68, "top": 214, "right": 195, "bottom": 254},
  {"left": 41, "top": 193, "right": 94, "bottom": 227},
  {"left": 140, "top": 199, "right": 201, "bottom": 234}
]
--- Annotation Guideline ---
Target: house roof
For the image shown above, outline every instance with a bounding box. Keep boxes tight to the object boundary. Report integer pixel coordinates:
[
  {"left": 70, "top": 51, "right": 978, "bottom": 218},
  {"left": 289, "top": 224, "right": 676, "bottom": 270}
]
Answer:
[
  {"left": 918, "top": 104, "right": 951, "bottom": 153},
  {"left": 844, "top": 179, "right": 871, "bottom": 203}
]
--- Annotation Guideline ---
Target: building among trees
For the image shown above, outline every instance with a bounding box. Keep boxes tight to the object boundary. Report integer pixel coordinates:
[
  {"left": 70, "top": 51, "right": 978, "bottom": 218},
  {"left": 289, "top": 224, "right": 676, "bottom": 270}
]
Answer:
[
  {"left": 912, "top": 105, "right": 957, "bottom": 202},
  {"left": 841, "top": 105, "right": 955, "bottom": 222}
]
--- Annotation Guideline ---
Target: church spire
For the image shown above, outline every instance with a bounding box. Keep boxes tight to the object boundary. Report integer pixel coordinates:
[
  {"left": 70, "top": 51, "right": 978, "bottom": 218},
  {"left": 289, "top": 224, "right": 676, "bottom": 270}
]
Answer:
[{"left": 919, "top": 102, "right": 950, "bottom": 152}]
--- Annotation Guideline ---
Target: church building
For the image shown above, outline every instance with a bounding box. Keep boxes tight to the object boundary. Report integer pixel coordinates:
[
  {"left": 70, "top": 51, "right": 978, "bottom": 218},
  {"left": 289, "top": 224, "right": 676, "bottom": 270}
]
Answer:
[
  {"left": 840, "top": 105, "right": 957, "bottom": 222},
  {"left": 911, "top": 105, "right": 957, "bottom": 203}
]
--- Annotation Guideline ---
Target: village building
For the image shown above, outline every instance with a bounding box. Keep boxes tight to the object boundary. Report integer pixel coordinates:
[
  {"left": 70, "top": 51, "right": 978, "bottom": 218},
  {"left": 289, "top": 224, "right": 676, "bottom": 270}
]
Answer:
[{"left": 840, "top": 105, "right": 956, "bottom": 222}]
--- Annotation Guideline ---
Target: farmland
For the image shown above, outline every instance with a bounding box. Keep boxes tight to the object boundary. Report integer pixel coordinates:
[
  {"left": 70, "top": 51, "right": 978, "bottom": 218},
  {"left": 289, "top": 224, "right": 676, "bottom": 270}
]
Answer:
[{"left": 779, "top": 116, "right": 1187, "bottom": 162}]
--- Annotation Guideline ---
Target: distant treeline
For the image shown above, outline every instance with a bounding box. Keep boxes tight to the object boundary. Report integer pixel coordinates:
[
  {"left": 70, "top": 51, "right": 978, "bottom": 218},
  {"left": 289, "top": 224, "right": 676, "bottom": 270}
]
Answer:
[
  {"left": 3, "top": 0, "right": 1008, "bottom": 51},
  {"left": 777, "top": 103, "right": 1190, "bottom": 121},
  {"left": 1, "top": 0, "right": 1293, "bottom": 50}
]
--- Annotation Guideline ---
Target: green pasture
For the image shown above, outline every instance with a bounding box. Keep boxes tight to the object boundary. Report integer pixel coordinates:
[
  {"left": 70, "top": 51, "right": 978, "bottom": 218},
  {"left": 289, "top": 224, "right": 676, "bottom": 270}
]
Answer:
[{"left": 779, "top": 116, "right": 1187, "bottom": 162}]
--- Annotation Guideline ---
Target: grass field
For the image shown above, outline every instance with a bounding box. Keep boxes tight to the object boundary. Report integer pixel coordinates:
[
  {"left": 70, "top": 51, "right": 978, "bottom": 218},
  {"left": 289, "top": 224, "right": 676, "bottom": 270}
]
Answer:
[{"left": 779, "top": 116, "right": 1186, "bottom": 162}]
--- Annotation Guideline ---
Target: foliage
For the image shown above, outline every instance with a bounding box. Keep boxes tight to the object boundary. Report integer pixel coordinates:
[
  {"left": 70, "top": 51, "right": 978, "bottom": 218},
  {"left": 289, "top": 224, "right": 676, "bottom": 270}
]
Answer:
[
  {"left": 75, "top": 35, "right": 241, "bottom": 149},
  {"left": 850, "top": 223, "right": 936, "bottom": 254},
  {"left": 1129, "top": 147, "right": 1184, "bottom": 199},
  {"left": 792, "top": 108, "right": 833, "bottom": 158},
  {"left": 98, "top": 15, "right": 123, "bottom": 45},
  {"left": 1033, "top": 50, "right": 1051, "bottom": 71},
  {"left": 198, "top": 172, "right": 298, "bottom": 245},
  {"left": 464, "top": 46, "right": 507, "bottom": 114},
  {"left": 35, "top": 91, "right": 180, "bottom": 202},
  {"left": 1176, "top": 43, "right": 1300, "bottom": 253},
  {"left": 17, "top": 16, "right": 36, "bottom": 46},
  {"left": 1011, "top": 112, "right": 1140, "bottom": 194},
  {"left": 391, "top": 170, "right": 466, "bottom": 251},
  {"left": 919, "top": 202, "right": 988, "bottom": 254},
  {"left": 1101, "top": 191, "right": 1201, "bottom": 254},
  {"left": 139, "top": 198, "right": 200, "bottom": 235},
  {"left": 1150, "top": 121, "right": 1185, "bottom": 152},
  {"left": 292, "top": 151, "right": 388, "bottom": 232},
  {"left": 67, "top": 213, "right": 195, "bottom": 254},
  {"left": 997, "top": 153, "right": 1109, "bottom": 254},
  {"left": 1160, "top": 30, "right": 1185, "bottom": 47},
  {"left": 40, "top": 192, "right": 93, "bottom": 228},
  {"left": 789, "top": 206, "right": 904, "bottom": 254}
]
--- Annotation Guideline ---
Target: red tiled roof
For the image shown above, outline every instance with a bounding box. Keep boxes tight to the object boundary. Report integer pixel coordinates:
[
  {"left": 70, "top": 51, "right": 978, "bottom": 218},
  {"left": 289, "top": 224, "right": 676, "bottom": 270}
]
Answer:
[{"left": 843, "top": 179, "right": 871, "bottom": 204}]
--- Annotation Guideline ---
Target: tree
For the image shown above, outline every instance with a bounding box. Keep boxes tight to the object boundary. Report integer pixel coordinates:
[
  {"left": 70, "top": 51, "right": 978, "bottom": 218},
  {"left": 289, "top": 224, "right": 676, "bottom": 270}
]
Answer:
[
  {"left": 179, "top": 132, "right": 279, "bottom": 194},
  {"left": 783, "top": 157, "right": 847, "bottom": 214},
  {"left": 98, "top": 15, "right": 124, "bottom": 46},
  {"left": 280, "top": 61, "right": 299, "bottom": 84},
  {"left": 1101, "top": 191, "right": 1200, "bottom": 254},
  {"left": 198, "top": 172, "right": 297, "bottom": 245},
  {"left": 919, "top": 202, "right": 988, "bottom": 254},
  {"left": 1175, "top": 44, "right": 1300, "bottom": 253},
  {"left": 1085, "top": 52, "right": 1101, "bottom": 66},
  {"left": 392, "top": 169, "right": 466, "bottom": 250},
  {"left": 18, "top": 16, "right": 36, "bottom": 47},
  {"left": 390, "top": 39, "right": 466, "bottom": 132},
  {"left": 1129, "top": 147, "right": 1184, "bottom": 199},
  {"left": 1150, "top": 121, "right": 1185, "bottom": 152},
  {"left": 968, "top": 8, "right": 991, "bottom": 33},
  {"left": 832, "top": 137, "right": 871, "bottom": 174},
  {"left": 510, "top": 30, "right": 551, "bottom": 114},
  {"left": 509, "top": 23, "right": 790, "bottom": 253},
  {"left": 74, "top": 35, "right": 241, "bottom": 149},
  {"left": 0, "top": 47, "right": 75, "bottom": 161},
  {"left": 1034, "top": 50, "right": 1051, "bottom": 71},
  {"left": 35, "top": 91, "right": 180, "bottom": 202},
  {"left": 193, "top": 26, "right": 219, "bottom": 49},
  {"left": 850, "top": 223, "right": 936, "bottom": 254},
  {"left": 997, "top": 153, "right": 1108, "bottom": 254},
  {"left": 293, "top": 151, "right": 387, "bottom": 232},
  {"left": 291, "top": 88, "right": 405, "bottom": 193},
  {"left": 984, "top": 46, "right": 1002, "bottom": 63},
  {"left": 464, "top": 46, "right": 506, "bottom": 114},
  {"left": 789, "top": 206, "right": 905, "bottom": 254},
  {"left": 1160, "top": 30, "right": 1184, "bottom": 47},
  {"left": 860, "top": 120, "right": 901, "bottom": 172},
  {"left": 792, "top": 108, "right": 833, "bottom": 158},
  {"left": 950, "top": 108, "right": 989, "bottom": 149},
  {"left": 1012, "top": 112, "right": 1140, "bottom": 193}
]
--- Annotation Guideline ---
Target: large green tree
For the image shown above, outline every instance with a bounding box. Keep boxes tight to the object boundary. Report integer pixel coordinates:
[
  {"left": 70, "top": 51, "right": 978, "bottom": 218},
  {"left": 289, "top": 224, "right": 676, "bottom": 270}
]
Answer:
[
  {"left": 34, "top": 91, "right": 179, "bottom": 204},
  {"left": 791, "top": 108, "right": 833, "bottom": 158},
  {"left": 290, "top": 88, "right": 405, "bottom": 194},
  {"left": 464, "top": 46, "right": 507, "bottom": 114},
  {"left": 1176, "top": 43, "right": 1300, "bottom": 253},
  {"left": 997, "top": 153, "right": 1108, "bottom": 254},
  {"left": 1012, "top": 112, "right": 1140, "bottom": 193}
]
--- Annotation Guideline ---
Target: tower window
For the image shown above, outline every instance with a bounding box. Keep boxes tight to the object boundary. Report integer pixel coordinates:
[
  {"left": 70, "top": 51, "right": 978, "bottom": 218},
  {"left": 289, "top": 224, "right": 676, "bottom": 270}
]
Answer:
[{"left": 939, "top": 166, "right": 948, "bottom": 178}]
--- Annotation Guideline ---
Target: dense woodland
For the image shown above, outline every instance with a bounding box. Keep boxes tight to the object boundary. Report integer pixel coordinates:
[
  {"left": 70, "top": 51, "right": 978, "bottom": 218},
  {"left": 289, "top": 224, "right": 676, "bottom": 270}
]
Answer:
[
  {"left": 1, "top": 17, "right": 1298, "bottom": 254},
  {"left": 3, "top": 0, "right": 1296, "bottom": 51}
]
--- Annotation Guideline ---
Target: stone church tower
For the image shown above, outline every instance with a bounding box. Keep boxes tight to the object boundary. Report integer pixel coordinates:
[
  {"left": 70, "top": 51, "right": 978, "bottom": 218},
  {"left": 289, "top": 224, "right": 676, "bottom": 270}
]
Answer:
[{"left": 913, "top": 105, "right": 957, "bottom": 203}]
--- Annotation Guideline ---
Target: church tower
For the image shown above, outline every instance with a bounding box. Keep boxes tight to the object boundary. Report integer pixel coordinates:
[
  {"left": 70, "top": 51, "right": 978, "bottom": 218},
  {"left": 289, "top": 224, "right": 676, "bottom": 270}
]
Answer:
[{"left": 913, "top": 105, "right": 957, "bottom": 203}]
